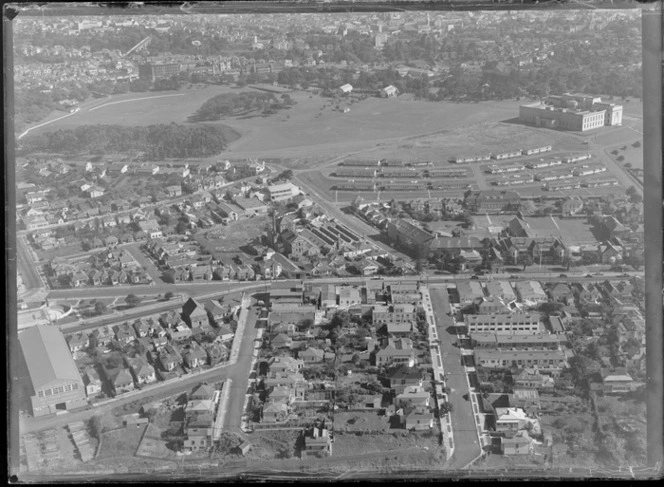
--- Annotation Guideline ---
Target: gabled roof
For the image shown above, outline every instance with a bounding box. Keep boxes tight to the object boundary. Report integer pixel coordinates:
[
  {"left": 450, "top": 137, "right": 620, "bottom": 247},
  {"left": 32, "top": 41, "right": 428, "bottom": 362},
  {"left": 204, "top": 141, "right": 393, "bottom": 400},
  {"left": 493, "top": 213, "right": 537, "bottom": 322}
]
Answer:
[{"left": 19, "top": 326, "right": 82, "bottom": 389}]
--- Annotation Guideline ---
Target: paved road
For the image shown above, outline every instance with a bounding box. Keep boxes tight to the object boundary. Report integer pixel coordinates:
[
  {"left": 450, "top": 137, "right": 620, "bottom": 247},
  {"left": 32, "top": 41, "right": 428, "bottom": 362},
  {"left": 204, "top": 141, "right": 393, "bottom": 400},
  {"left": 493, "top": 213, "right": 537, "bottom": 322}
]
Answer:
[
  {"left": 16, "top": 235, "right": 45, "bottom": 291},
  {"left": 428, "top": 284, "right": 481, "bottom": 469},
  {"left": 124, "top": 243, "right": 166, "bottom": 285}
]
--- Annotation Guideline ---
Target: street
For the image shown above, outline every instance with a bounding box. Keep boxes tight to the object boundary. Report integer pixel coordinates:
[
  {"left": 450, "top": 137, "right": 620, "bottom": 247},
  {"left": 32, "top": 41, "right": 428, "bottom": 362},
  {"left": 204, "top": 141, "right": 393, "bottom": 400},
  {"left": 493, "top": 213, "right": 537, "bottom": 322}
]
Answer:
[
  {"left": 428, "top": 284, "right": 481, "bottom": 469},
  {"left": 17, "top": 235, "right": 45, "bottom": 292}
]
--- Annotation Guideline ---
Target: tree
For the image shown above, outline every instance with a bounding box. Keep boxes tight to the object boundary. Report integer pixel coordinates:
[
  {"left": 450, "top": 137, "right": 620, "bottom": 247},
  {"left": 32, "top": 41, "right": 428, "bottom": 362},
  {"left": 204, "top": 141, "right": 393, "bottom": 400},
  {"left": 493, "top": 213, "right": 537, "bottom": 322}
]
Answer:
[
  {"left": 125, "top": 294, "right": 142, "bottom": 308},
  {"left": 94, "top": 301, "right": 108, "bottom": 315},
  {"left": 518, "top": 253, "right": 534, "bottom": 270},
  {"left": 89, "top": 415, "right": 104, "bottom": 440},
  {"left": 439, "top": 402, "right": 454, "bottom": 416}
]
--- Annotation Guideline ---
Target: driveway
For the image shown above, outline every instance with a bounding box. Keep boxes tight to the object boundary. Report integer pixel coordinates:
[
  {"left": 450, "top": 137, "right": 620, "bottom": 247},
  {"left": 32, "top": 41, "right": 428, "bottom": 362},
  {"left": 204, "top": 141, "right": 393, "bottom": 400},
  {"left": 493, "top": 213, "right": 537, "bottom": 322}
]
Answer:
[{"left": 428, "top": 284, "right": 481, "bottom": 469}]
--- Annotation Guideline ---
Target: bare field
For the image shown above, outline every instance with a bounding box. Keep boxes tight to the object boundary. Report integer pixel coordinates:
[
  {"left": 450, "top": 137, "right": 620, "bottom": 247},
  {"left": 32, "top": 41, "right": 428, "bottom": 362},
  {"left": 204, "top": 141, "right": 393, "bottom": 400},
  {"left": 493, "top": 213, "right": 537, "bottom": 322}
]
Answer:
[
  {"left": 96, "top": 425, "right": 147, "bottom": 460},
  {"left": 333, "top": 431, "right": 442, "bottom": 458}
]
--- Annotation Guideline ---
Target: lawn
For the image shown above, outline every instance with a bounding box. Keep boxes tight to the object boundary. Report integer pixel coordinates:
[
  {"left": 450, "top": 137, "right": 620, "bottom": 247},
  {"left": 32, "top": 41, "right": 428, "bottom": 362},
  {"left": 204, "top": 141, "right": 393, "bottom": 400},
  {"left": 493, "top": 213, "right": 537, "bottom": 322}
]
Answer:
[{"left": 333, "top": 411, "right": 390, "bottom": 433}]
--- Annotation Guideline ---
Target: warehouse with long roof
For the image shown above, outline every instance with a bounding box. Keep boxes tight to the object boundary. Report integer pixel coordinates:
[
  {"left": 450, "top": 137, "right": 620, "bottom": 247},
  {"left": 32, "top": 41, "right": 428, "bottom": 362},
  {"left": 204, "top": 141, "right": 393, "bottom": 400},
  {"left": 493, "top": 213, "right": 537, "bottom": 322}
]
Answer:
[{"left": 18, "top": 325, "right": 87, "bottom": 417}]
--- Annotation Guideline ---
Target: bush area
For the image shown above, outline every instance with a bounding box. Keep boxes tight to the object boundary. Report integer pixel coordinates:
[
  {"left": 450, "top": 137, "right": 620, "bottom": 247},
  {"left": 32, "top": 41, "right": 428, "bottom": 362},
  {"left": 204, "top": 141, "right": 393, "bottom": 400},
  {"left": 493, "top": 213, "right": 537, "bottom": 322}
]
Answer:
[
  {"left": 20, "top": 123, "right": 240, "bottom": 159},
  {"left": 190, "top": 91, "right": 296, "bottom": 122}
]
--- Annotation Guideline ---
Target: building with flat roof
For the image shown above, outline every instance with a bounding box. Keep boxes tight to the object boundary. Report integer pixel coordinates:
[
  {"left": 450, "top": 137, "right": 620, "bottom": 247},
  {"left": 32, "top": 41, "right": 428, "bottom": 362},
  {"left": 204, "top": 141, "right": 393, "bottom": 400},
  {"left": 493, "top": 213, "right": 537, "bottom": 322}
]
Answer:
[
  {"left": 267, "top": 182, "right": 300, "bottom": 202},
  {"left": 464, "top": 190, "right": 520, "bottom": 214},
  {"left": 474, "top": 348, "right": 567, "bottom": 372},
  {"left": 138, "top": 62, "right": 181, "bottom": 83},
  {"left": 519, "top": 93, "right": 622, "bottom": 132},
  {"left": 464, "top": 313, "right": 542, "bottom": 334},
  {"left": 18, "top": 325, "right": 87, "bottom": 417}
]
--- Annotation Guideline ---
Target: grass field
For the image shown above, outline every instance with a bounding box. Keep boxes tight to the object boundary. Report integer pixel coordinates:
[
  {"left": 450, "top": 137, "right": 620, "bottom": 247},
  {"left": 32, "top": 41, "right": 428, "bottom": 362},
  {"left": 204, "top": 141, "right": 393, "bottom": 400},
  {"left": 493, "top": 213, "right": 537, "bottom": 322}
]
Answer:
[{"left": 196, "top": 216, "right": 268, "bottom": 256}]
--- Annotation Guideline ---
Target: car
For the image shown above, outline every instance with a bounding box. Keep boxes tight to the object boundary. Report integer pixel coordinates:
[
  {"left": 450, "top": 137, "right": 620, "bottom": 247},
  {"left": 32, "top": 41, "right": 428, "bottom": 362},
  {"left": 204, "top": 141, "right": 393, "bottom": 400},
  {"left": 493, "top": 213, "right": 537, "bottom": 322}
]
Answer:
[
  {"left": 585, "top": 274, "right": 594, "bottom": 278},
  {"left": 510, "top": 275, "right": 519, "bottom": 279},
  {"left": 470, "top": 275, "right": 479, "bottom": 280},
  {"left": 559, "top": 274, "right": 568, "bottom": 278}
]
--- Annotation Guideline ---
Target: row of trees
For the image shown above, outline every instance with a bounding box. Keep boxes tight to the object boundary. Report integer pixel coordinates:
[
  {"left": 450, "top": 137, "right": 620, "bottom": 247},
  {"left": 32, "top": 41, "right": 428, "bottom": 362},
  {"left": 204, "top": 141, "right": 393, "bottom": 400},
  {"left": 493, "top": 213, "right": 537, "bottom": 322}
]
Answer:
[{"left": 21, "top": 123, "right": 239, "bottom": 159}]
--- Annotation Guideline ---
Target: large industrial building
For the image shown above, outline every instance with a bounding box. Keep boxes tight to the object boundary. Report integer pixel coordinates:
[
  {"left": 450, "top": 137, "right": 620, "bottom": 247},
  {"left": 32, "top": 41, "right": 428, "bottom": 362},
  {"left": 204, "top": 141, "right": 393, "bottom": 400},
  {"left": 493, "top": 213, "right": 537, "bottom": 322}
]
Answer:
[
  {"left": 519, "top": 93, "right": 622, "bottom": 132},
  {"left": 18, "top": 325, "right": 87, "bottom": 417}
]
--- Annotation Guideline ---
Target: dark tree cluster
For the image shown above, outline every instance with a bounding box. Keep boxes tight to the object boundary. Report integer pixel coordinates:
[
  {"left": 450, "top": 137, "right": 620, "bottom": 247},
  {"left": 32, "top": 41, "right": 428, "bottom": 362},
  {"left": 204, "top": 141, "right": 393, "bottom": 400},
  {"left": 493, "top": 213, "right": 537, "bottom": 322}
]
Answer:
[{"left": 20, "top": 123, "right": 240, "bottom": 159}]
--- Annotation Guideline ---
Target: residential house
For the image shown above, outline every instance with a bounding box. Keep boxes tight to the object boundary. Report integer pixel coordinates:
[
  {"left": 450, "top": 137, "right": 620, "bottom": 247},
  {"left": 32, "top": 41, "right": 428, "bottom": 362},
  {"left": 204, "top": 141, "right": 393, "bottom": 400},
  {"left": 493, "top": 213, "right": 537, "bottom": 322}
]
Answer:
[
  {"left": 299, "top": 347, "right": 325, "bottom": 363},
  {"left": 262, "top": 400, "right": 289, "bottom": 423},
  {"left": 108, "top": 368, "right": 135, "bottom": 395},
  {"left": 66, "top": 333, "right": 89, "bottom": 353},
  {"left": 183, "top": 343, "right": 208, "bottom": 369},
  {"left": 388, "top": 366, "right": 423, "bottom": 394},
  {"left": 494, "top": 407, "right": 529, "bottom": 433},
  {"left": 271, "top": 333, "right": 293, "bottom": 349},
  {"left": 83, "top": 366, "right": 103, "bottom": 397},
  {"left": 182, "top": 298, "right": 209, "bottom": 328},
  {"left": 513, "top": 368, "right": 555, "bottom": 390},
  {"left": 404, "top": 411, "right": 434, "bottom": 430},
  {"left": 125, "top": 356, "right": 156, "bottom": 385},
  {"left": 375, "top": 338, "right": 416, "bottom": 367},
  {"left": 501, "top": 433, "right": 531, "bottom": 455},
  {"left": 549, "top": 283, "right": 574, "bottom": 304},
  {"left": 113, "top": 323, "right": 136, "bottom": 345},
  {"left": 301, "top": 427, "right": 333, "bottom": 458},
  {"left": 600, "top": 368, "right": 635, "bottom": 393},
  {"left": 158, "top": 344, "right": 183, "bottom": 372}
]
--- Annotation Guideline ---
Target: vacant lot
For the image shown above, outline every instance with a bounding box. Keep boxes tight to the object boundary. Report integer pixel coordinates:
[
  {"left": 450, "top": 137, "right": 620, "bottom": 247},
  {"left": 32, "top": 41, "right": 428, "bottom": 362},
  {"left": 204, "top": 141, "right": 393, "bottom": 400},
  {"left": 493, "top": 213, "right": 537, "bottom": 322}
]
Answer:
[
  {"left": 334, "top": 430, "right": 440, "bottom": 457},
  {"left": 196, "top": 216, "right": 269, "bottom": 256},
  {"left": 333, "top": 411, "right": 391, "bottom": 432},
  {"left": 96, "top": 425, "right": 147, "bottom": 460},
  {"left": 135, "top": 423, "right": 178, "bottom": 460}
]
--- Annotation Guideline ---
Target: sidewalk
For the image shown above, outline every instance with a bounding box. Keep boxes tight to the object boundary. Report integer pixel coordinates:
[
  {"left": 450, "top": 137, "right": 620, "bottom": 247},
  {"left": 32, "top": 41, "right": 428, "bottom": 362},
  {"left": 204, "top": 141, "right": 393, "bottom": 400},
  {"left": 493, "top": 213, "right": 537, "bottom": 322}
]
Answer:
[{"left": 420, "top": 285, "right": 454, "bottom": 461}]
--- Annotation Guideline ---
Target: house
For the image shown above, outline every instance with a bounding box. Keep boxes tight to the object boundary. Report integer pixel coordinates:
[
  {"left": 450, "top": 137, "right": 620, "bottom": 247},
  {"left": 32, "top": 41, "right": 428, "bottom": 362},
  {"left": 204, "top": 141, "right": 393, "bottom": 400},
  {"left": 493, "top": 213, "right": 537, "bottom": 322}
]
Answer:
[
  {"left": 386, "top": 321, "right": 414, "bottom": 337},
  {"left": 549, "top": 283, "right": 573, "bottom": 303},
  {"left": 404, "top": 411, "right": 433, "bottom": 430},
  {"left": 396, "top": 386, "right": 431, "bottom": 411},
  {"left": 91, "top": 326, "right": 114, "bottom": 347},
  {"left": 66, "top": 333, "right": 89, "bottom": 353},
  {"left": 561, "top": 196, "right": 584, "bottom": 216},
  {"left": 513, "top": 368, "right": 555, "bottom": 390},
  {"left": 204, "top": 300, "right": 226, "bottom": 325},
  {"left": 388, "top": 366, "right": 423, "bottom": 394},
  {"left": 182, "top": 298, "right": 209, "bottom": 328},
  {"left": 205, "top": 342, "right": 230, "bottom": 365},
  {"left": 494, "top": 407, "right": 529, "bottom": 433},
  {"left": 271, "top": 333, "right": 293, "bottom": 349},
  {"left": 381, "top": 85, "right": 398, "bottom": 97},
  {"left": 456, "top": 281, "right": 486, "bottom": 306},
  {"left": 501, "top": 433, "right": 531, "bottom": 455},
  {"left": 476, "top": 297, "right": 511, "bottom": 315},
  {"left": 113, "top": 323, "right": 136, "bottom": 344},
  {"left": 301, "top": 426, "right": 333, "bottom": 458},
  {"left": 125, "top": 356, "right": 156, "bottom": 385},
  {"left": 216, "top": 325, "right": 234, "bottom": 342},
  {"left": 132, "top": 319, "right": 151, "bottom": 338},
  {"left": 183, "top": 414, "right": 214, "bottom": 452},
  {"left": 83, "top": 366, "right": 103, "bottom": 397},
  {"left": 600, "top": 368, "right": 635, "bottom": 393},
  {"left": 262, "top": 400, "right": 289, "bottom": 423},
  {"left": 514, "top": 280, "right": 548, "bottom": 304},
  {"left": 158, "top": 344, "right": 183, "bottom": 372},
  {"left": 375, "top": 338, "right": 415, "bottom": 367},
  {"left": 372, "top": 303, "right": 417, "bottom": 325},
  {"left": 339, "top": 83, "right": 353, "bottom": 94},
  {"left": 166, "top": 185, "right": 182, "bottom": 197},
  {"left": 108, "top": 368, "right": 136, "bottom": 395},
  {"left": 299, "top": 347, "right": 325, "bottom": 363},
  {"left": 183, "top": 343, "right": 208, "bottom": 369}
]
